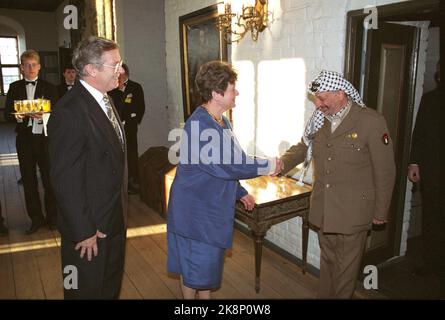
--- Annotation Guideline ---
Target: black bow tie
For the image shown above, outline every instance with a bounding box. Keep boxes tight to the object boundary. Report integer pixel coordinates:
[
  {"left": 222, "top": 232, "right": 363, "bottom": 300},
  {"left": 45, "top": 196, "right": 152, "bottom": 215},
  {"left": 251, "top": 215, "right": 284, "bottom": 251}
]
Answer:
[{"left": 25, "top": 80, "right": 36, "bottom": 86}]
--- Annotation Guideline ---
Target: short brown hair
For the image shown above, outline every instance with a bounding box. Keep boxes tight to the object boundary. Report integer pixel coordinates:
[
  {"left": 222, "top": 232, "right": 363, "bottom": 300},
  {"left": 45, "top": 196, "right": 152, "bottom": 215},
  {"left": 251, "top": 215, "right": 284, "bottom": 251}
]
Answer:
[
  {"left": 20, "top": 50, "right": 40, "bottom": 64},
  {"left": 72, "top": 36, "right": 119, "bottom": 78},
  {"left": 195, "top": 61, "right": 237, "bottom": 103}
]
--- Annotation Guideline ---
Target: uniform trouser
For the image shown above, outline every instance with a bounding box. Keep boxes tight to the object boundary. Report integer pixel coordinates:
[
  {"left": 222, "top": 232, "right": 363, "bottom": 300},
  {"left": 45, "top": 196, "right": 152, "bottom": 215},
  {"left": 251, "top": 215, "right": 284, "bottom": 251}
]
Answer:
[
  {"left": 317, "top": 230, "right": 368, "bottom": 299},
  {"left": 16, "top": 132, "right": 57, "bottom": 224},
  {"left": 419, "top": 182, "right": 440, "bottom": 272},
  {"left": 61, "top": 231, "right": 126, "bottom": 299},
  {"left": 124, "top": 121, "right": 139, "bottom": 183}
]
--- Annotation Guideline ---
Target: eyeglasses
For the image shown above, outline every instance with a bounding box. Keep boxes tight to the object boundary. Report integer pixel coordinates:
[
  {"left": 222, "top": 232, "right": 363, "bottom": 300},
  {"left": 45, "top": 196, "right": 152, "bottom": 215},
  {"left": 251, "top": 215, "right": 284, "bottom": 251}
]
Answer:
[{"left": 99, "top": 60, "right": 123, "bottom": 73}]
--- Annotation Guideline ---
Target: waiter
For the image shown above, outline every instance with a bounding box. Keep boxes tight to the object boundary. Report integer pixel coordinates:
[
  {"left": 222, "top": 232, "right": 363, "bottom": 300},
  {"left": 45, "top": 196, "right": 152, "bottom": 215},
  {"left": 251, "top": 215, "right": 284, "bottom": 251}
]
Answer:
[{"left": 4, "top": 49, "right": 59, "bottom": 233}]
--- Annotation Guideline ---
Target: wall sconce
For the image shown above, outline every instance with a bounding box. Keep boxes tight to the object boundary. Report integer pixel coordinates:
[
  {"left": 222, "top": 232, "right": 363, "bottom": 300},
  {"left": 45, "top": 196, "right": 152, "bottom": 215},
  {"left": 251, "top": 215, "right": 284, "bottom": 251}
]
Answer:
[{"left": 216, "top": 0, "right": 269, "bottom": 43}]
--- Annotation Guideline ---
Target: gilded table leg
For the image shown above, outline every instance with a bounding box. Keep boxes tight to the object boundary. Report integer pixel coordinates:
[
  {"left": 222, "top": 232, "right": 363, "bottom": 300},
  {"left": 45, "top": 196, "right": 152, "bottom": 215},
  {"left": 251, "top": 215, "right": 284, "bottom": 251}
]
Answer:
[
  {"left": 252, "top": 231, "right": 265, "bottom": 293},
  {"left": 302, "top": 213, "right": 309, "bottom": 274}
]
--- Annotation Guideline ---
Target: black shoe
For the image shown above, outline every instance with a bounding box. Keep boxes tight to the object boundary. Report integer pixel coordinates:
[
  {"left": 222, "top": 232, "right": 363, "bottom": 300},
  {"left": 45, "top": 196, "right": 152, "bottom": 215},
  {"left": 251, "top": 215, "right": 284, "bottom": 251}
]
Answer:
[
  {"left": 0, "top": 224, "right": 8, "bottom": 236},
  {"left": 17, "top": 178, "right": 23, "bottom": 185},
  {"left": 26, "top": 220, "right": 44, "bottom": 235}
]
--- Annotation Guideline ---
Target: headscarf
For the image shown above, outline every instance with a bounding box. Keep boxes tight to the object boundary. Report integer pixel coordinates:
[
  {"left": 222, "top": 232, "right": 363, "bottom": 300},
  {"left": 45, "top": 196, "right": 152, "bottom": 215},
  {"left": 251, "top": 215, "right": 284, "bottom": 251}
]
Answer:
[{"left": 297, "top": 70, "right": 366, "bottom": 186}]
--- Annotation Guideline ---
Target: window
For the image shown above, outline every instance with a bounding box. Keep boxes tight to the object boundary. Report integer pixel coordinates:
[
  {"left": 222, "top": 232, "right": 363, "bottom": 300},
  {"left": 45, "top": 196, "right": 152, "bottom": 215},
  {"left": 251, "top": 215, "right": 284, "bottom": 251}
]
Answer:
[{"left": 0, "top": 36, "right": 21, "bottom": 95}]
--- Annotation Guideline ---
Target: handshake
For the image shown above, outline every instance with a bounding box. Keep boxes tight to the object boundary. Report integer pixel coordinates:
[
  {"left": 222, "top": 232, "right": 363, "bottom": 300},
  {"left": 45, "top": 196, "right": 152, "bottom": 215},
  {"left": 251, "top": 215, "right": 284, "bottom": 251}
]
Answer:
[{"left": 269, "top": 157, "right": 284, "bottom": 177}]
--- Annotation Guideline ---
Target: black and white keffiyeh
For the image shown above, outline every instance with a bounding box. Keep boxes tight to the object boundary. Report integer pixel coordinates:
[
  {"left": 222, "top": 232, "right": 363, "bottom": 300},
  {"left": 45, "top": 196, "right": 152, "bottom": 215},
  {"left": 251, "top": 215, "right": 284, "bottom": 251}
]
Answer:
[{"left": 297, "top": 70, "right": 366, "bottom": 185}]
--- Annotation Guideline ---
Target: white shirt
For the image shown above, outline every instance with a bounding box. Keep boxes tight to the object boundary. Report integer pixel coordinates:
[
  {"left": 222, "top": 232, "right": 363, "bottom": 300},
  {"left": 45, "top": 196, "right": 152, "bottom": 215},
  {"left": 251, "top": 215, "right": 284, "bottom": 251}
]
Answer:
[
  {"left": 25, "top": 77, "right": 38, "bottom": 100},
  {"left": 25, "top": 77, "right": 43, "bottom": 133},
  {"left": 326, "top": 99, "right": 352, "bottom": 133},
  {"left": 79, "top": 79, "right": 123, "bottom": 139}
]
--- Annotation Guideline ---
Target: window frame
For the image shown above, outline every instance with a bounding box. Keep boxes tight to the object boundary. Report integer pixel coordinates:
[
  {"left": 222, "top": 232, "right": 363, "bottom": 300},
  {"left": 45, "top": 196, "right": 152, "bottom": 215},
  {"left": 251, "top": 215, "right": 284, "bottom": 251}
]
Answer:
[{"left": 0, "top": 35, "right": 21, "bottom": 95}]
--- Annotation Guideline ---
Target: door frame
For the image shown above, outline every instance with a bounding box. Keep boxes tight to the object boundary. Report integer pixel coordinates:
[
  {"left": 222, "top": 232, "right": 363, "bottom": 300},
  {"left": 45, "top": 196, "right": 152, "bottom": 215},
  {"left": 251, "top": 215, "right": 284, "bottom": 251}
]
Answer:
[{"left": 343, "top": 0, "right": 439, "bottom": 264}]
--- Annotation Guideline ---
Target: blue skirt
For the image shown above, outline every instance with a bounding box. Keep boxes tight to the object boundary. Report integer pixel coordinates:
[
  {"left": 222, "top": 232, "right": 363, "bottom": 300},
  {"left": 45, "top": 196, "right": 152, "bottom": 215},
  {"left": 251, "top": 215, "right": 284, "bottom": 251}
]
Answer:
[{"left": 167, "top": 232, "right": 225, "bottom": 289}]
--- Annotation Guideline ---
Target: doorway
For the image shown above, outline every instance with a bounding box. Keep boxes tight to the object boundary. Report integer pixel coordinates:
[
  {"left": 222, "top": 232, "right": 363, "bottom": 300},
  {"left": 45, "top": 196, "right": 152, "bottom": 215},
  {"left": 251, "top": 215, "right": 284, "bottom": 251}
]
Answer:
[{"left": 344, "top": 0, "right": 440, "bottom": 269}]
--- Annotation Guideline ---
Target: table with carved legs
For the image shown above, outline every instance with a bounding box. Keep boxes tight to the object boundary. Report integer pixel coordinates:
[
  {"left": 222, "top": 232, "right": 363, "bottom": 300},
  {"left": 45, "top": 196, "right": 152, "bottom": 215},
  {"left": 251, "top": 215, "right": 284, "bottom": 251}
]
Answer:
[{"left": 235, "top": 176, "right": 312, "bottom": 293}]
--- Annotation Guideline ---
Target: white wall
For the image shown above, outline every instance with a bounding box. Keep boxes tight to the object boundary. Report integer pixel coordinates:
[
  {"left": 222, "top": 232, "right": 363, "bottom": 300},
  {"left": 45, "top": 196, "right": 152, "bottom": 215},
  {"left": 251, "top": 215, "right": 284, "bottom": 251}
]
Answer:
[
  {"left": 115, "top": 0, "right": 169, "bottom": 153},
  {"left": 0, "top": 8, "right": 58, "bottom": 52}
]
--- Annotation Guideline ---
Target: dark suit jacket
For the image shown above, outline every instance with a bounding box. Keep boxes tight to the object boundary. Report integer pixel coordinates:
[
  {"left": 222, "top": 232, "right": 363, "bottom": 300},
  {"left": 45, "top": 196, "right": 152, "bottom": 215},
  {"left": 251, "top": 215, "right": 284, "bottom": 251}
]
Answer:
[
  {"left": 4, "top": 79, "right": 58, "bottom": 133},
  {"left": 57, "top": 81, "right": 77, "bottom": 98},
  {"left": 409, "top": 86, "right": 440, "bottom": 187},
  {"left": 47, "top": 82, "right": 128, "bottom": 242},
  {"left": 108, "top": 79, "right": 146, "bottom": 127}
]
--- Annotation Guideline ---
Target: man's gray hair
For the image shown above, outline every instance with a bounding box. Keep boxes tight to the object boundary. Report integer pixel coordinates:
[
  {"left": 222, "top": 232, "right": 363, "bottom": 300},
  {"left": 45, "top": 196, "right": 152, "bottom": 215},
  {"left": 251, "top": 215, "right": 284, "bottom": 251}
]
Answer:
[{"left": 72, "top": 36, "right": 119, "bottom": 78}]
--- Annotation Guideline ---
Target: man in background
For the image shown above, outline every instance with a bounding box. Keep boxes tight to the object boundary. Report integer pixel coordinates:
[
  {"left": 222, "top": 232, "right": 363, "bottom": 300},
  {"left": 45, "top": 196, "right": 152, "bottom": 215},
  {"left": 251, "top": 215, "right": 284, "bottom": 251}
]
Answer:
[
  {"left": 57, "top": 64, "right": 77, "bottom": 97},
  {"left": 408, "top": 61, "right": 440, "bottom": 276},
  {"left": 108, "top": 63, "right": 146, "bottom": 194}
]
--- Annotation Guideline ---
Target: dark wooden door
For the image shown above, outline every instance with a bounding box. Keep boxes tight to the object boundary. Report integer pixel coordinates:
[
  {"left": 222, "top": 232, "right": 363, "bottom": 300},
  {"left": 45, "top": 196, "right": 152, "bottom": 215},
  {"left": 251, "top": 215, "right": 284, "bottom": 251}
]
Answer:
[
  {"left": 362, "top": 22, "right": 418, "bottom": 266},
  {"left": 38, "top": 51, "right": 60, "bottom": 85}
]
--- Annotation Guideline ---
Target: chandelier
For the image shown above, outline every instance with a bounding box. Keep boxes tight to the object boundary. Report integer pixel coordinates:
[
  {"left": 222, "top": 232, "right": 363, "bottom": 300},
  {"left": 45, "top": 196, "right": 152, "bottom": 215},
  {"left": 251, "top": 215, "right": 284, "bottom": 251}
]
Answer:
[{"left": 216, "top": 0, "right": 270, "bottom": 43}]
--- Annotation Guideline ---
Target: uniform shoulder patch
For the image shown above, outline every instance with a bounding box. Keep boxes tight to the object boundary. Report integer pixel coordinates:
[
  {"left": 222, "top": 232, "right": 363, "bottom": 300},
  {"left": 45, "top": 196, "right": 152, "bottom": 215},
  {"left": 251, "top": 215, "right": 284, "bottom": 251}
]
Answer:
[{"left": 382, "top": 133, "right": 389, "bottom": 145}]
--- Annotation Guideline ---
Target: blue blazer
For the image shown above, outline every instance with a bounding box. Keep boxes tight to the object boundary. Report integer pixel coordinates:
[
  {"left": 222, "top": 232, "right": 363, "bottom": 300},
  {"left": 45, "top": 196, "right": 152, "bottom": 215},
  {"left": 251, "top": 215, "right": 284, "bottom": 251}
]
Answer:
[{"left": 167, "top": 106, "right": 269, "bottom": 248}]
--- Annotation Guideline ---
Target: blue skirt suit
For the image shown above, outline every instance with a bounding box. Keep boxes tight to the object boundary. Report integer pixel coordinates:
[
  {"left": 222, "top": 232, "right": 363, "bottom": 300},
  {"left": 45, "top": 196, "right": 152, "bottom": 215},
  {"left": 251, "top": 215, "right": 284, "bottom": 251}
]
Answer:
[{"left": 167, "top": 106, "right": 269, "bottom": 289}]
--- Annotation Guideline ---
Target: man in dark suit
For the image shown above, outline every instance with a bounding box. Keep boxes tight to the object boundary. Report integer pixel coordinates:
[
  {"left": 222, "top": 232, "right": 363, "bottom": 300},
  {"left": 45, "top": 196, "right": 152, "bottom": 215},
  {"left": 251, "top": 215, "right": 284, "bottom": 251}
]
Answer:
[
  {"left": 408, "top": 61, "right": 440, "bottom": 276},
  {"left": 278, "top": 70, "right": 396, "bottom": 298},
  {"left": 108, "top": 63, "right": 145, "bottom": 194},
  {"left": 4, "top": 49, "right": 59, "bottom": 234},
  {"left": 48, "top": 36, "right": 127, "bottom": 300},
  {"left": 57, "top": 64, "right": 77, "bottom": 97}
]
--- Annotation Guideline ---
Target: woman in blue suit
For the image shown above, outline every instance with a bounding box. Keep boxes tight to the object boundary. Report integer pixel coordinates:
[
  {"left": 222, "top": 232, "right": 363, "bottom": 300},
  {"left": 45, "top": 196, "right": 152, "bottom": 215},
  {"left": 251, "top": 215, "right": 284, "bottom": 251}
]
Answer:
[{"left": 167, "top": 61, "right": 277, "bottom": 299}]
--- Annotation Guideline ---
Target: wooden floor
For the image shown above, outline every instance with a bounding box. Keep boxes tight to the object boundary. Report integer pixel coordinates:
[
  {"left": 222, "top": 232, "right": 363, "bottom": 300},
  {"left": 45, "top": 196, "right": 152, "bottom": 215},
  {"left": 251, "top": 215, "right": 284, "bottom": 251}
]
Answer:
[{"left": 0, "top": 122, "right": 385, "bottom": 299}]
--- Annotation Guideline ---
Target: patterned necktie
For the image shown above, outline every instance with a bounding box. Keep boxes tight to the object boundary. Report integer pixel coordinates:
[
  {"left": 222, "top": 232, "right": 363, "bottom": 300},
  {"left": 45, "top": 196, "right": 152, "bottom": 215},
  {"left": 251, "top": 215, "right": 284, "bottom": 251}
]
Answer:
[{"left": 103, "top": 94, "right": 124, "bottom": 149}]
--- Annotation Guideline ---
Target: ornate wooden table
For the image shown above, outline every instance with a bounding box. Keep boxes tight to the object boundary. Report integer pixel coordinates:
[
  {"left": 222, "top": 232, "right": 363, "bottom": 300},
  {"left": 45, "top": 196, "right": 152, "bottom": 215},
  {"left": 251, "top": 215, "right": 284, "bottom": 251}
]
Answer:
[{"left": 235, "top": 176, "right": 312, "bottom": 293}]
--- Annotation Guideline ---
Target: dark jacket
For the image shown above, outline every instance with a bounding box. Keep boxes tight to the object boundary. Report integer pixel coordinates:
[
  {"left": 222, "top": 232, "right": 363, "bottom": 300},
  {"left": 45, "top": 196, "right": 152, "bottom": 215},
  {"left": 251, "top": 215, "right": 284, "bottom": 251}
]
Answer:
[
  {"left": 47, "top": 82, "right": 128, "bottom": 242},
  {"left": 108, "top": 79, "right": 146, "bottom": 126},
  {"left": 409, "top": 86, "right": 440, "bottom": 187}
]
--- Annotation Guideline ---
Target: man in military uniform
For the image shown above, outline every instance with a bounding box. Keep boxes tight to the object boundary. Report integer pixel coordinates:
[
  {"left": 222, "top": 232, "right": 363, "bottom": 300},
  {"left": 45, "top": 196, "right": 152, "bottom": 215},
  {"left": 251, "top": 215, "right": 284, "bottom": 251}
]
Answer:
[
  {"left": 108, "top": 63, "right": 146, "bottom": 194},
  {"left": 278, "top": 70, "right": 396, "bottom": 298}
]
